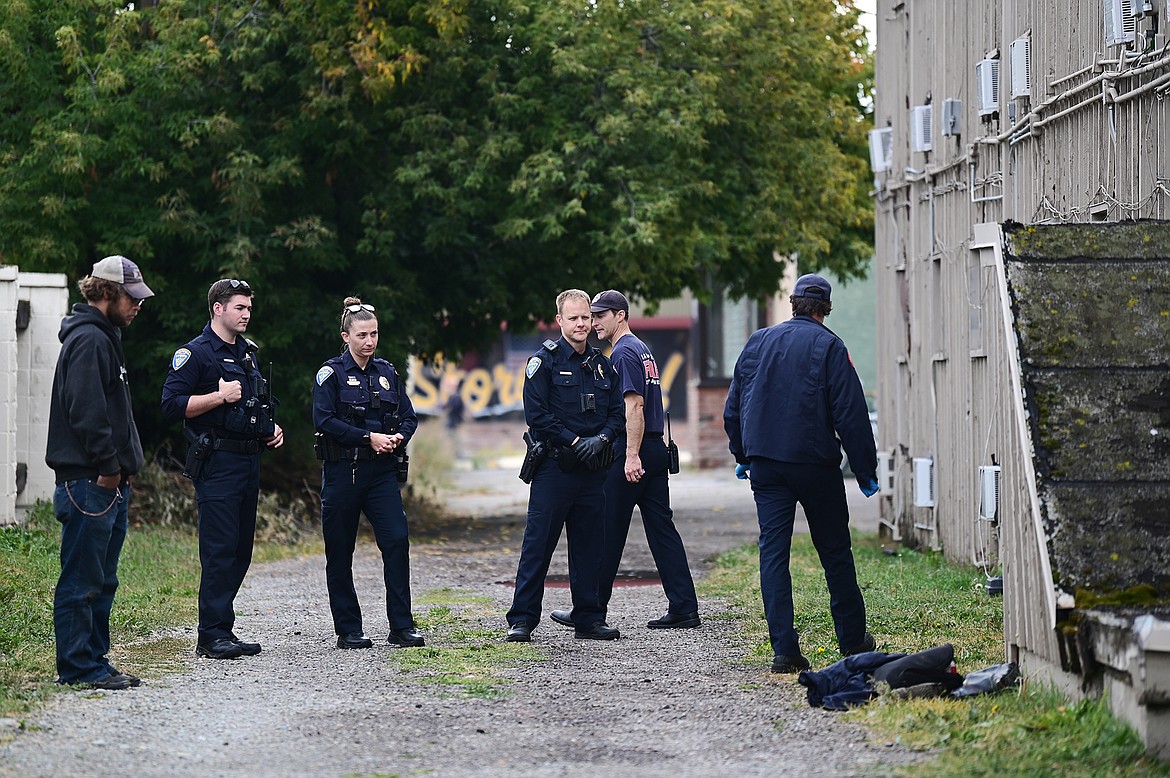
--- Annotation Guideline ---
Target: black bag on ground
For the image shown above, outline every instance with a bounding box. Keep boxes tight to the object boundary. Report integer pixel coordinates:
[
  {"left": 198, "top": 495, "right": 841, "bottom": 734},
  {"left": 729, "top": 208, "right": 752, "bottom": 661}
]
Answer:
[{"left": 872, "top": 643, "right": 964, "bottom": 691}]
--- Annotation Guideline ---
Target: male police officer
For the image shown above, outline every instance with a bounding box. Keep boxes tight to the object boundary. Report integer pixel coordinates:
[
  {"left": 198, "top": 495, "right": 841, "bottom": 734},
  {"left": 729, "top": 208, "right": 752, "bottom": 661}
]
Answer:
[
  {"left": 549, "top": 290, "right": 699, "bottom": 631},
  {"left": 161, "top": 279, "right": 284, "bottom": 660},
  {"left": 506, "top": 289, "right": 625, "bottom": 642},
  {"left": 723, "top": 273, "right": 879, "bottom": 674}
]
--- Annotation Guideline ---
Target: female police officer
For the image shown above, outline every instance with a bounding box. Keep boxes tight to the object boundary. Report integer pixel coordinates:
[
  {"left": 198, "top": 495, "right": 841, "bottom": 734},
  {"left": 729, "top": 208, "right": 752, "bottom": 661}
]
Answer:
[{"left": 312, "top": 297, "right": 424, "bottom": 650}]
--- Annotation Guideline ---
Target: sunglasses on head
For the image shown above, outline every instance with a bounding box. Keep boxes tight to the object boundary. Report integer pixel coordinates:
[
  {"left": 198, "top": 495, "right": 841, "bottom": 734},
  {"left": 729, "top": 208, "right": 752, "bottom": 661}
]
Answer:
[
  {"left": 346, "top": 303, "right": 375, "bottom": 313},
  {"left": 227, "top": 279, "right": 250, "bottom": 290}
]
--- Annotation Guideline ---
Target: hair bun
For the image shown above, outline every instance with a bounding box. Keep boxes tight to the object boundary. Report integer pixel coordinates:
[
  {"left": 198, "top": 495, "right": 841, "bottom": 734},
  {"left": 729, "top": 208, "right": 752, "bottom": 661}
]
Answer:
[{"left": 343, "top": 296, "right": 361, "bottom": 310}]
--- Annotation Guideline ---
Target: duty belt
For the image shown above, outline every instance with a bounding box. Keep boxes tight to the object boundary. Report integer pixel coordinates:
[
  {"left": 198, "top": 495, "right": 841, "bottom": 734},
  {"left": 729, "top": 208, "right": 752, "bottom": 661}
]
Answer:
[{"left": 213, "top": 437, "right": 262, "bottom": 455}]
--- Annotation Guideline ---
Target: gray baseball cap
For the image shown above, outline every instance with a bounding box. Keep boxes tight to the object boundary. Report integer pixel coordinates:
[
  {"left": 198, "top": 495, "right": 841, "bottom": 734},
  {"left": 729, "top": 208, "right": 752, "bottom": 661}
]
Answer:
[{"left": 92, "top": 255, "right": 155, "bottom": 300}]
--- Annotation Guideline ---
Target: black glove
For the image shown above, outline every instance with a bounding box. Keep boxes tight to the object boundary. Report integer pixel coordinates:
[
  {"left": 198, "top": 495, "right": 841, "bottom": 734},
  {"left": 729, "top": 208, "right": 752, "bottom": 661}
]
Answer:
[{"left": 572, "top": 435, "right": 607, "bottom": 462}]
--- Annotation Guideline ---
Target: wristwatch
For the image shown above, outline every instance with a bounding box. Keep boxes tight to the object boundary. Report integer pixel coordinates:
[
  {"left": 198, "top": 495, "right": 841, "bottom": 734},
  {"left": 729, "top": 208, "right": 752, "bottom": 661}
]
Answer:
[
  {"left": 598, "top": 433, "right": 610, "bottom": 444},
  {"left": 362, "top": 432, "right": 372, "bottom": 444}
]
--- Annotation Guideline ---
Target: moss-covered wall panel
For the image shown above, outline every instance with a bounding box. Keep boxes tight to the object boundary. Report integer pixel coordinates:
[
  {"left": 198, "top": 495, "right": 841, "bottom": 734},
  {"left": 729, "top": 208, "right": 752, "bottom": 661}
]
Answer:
[
  {"left": 1006, "top": 259, "right": 1170, "bottom": 369},
  {"left": 1030, "top": 370, "right": 1170, "bottom": 481},
  {"left": 1041, "top": 484, "right": 1170, "bottom": 592},
  {"left": 1004, "top": 221, "right": 1170, "bottom": 598}
]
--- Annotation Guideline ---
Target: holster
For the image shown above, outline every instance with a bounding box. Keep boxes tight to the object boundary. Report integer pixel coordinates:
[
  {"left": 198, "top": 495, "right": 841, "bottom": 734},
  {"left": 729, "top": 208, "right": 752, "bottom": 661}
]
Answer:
[
  {"left": 182, "top": 430, "right": 213, "bottom": 481},
  {"left": 518, "top": 432, "right": 548, "bottom": 483},
  {"left": 395, "top": 452, "right": 409, "bottom": 483}
]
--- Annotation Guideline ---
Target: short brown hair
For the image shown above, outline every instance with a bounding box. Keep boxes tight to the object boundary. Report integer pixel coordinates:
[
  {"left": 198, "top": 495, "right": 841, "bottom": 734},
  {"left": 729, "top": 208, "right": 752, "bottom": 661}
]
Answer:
[{"left": 208, "top": 278, "right": 254, "bottom": 315}]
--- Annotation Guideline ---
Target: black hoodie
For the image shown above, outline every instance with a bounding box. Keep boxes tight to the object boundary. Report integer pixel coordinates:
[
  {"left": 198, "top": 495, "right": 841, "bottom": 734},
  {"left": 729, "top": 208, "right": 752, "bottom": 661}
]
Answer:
[{"left": 45, "top": 303, "right": 145, "bottom": 482}]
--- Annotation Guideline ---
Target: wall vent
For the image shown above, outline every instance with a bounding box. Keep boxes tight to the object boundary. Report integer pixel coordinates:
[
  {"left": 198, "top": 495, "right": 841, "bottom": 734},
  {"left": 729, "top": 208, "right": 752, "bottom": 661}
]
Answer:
[
  {"left": 1009, "top": 36, "right": 1030, "bottom": 99},
  {"left": 868, "top": 127, "right": 893, "bottom": 172},
  {"left": 877, "top": 450, "right": 895, "bottom": 496},
  {"left": 978, "top": 465, "right": 1001, "bottom": 521},
  {"left": 910, "top": 105, "right": 933, "bottom": 153},
  {"left": 975, "top": 59, "right": 1000, "bottom": 116},
  {"left": 1105, "top": 0, "right": 1137, "bottom": 46},
  {"left": 913, "top": 457, "right": 935, "bottom": 508},
  {"left": 941, "top": 98, "right": 962, "bottom": 136}
]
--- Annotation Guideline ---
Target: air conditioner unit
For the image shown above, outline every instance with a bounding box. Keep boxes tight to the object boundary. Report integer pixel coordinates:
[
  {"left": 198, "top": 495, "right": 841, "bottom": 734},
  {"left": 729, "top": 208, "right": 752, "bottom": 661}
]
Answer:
[
  {"left": 913, "top": 457, "right": 935, "bottom": 508},
  {"left": 877, "top": 450, "right": 895, "bottom": 496},
  {"left": 975, "top": 59, "right": 1000, "bottom": 116},
  {"left": 868, "top": 127, "right": 893, "bottom": 172},
  {"left": 1105, "top": 0, "right": 1137, "bottom": 46},
  {"left": 941, "top": 98, "right": 962, "bottom": 137},
  {"left": 1010, "top": 36, "right": 1030, "bottom": 99},
  {"left": 978, "top": 465, "right": 1001, "bottom": 521},
  {"left": 910, "top": 105, "right": 933, "bottom": 153}
]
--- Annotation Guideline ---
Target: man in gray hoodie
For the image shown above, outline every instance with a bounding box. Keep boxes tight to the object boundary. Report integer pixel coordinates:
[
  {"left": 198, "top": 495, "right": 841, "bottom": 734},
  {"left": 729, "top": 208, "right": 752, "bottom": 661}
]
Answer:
[{"left": 46, "top": 256, "right": 154, "bottom": 690}]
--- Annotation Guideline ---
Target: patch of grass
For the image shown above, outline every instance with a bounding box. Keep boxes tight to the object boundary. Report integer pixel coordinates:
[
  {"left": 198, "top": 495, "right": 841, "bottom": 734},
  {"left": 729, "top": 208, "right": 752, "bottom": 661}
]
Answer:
[
  {"left": 701, "top": 534, "right": 1170, "bottom": 777},
  {"left": 0, "top": 499, "right": 315, "bottom": 716},
  {"left": 386, "top": 595, "right": 545, "bottom": 699},
  {"left": 856, "top": 684, "right": 1170, "bottom": 777},
  {"left": 699, "top": 536, "right": 1003, "bottom": 668}
]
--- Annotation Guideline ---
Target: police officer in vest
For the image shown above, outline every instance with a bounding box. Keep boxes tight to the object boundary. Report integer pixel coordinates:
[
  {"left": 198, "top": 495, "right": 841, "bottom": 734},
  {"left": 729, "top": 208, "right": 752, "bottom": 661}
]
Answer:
[
  {"left": 506, "top": 289, "right": 625, "bottom": 643},
  {"left": 550, "top": 290, "right": 700, "bottom": 632},
  {"left": 312, "top": 297, "right": 424, "bottom": 650},
  {"left": 161, "top": 279, "right": 284, "bottom": 660}
]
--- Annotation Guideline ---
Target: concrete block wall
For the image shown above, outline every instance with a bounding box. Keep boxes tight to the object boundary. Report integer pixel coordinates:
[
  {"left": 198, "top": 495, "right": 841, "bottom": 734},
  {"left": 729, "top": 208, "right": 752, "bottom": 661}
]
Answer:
[
  {"left": 0, "top": 267, "right": 17, "bottom": 526},
  {"left": 0, "top": 268, "right": 68, "bottom": 526},
  {"left": 16, "top": 273, "right": 68, "bottom": 510}
]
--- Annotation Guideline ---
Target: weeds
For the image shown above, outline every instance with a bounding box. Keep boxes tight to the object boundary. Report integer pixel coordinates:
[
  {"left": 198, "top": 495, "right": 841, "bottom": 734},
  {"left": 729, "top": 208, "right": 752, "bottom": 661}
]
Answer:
[{"left": 386, "top": 592, "right": 545, "bottom": 699}]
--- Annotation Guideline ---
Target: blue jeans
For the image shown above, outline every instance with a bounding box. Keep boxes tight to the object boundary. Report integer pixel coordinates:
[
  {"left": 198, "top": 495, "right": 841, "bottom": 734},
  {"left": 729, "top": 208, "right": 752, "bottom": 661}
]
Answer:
[
  {"left": 53, "top": 480, "right": 129, "bottom": 684},
  {"left": 748, "top": 459, "right": 867, "bottom": 657}
]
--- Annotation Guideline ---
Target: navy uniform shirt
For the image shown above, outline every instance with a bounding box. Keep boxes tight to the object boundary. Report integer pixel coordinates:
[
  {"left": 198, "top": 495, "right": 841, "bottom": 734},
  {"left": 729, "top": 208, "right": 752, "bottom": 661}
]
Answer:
[
  {"left": 523, "top": 337, "right": 624, "bottom": 447},
  {"left": 609, "top": 333, "right": 664, "bottom": 435},
  {"left": 724, "top": 315, "right": 877, "bottom": 479},
  {"left": 161, "top": 323, "right": 268, "bottom": 436},
  {"left": 313, "top": 351, "right": 418, "bottom": 447}
]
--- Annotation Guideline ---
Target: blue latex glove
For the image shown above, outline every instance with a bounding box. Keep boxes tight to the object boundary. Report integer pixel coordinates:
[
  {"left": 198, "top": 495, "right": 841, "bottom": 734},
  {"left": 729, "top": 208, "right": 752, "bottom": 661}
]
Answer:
[
  {"left": 735, "top": 463, "right": 750, "bottom": 480},
  {"left": 859, "top": 476, "right": 880, "bottom": 497}
]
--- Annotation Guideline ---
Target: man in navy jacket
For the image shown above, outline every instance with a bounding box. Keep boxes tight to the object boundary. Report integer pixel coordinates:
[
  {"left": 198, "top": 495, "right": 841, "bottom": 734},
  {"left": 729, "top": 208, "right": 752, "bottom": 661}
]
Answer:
[{"left": 724, "top": 273, "right": 879, "bottom": 674}]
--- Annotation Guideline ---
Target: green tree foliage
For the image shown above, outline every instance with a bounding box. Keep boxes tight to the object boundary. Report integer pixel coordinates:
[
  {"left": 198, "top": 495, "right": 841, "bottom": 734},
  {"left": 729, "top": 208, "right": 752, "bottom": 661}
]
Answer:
[{"left": 0, "top": 0, "right": 872, "bottom": 454}]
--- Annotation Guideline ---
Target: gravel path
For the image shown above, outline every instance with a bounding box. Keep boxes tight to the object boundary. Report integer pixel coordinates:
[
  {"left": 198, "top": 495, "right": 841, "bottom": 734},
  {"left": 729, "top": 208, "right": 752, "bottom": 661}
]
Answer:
[{"left": 0, "top": 469, "right": 926, "bottom": 777}]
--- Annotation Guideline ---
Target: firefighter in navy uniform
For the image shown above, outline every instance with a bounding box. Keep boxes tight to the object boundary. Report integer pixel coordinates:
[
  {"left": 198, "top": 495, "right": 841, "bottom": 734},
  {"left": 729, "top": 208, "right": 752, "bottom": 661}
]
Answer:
[
  {"left": 505, "top": 289, "right": 625, "bottom": 643},
  {"left": 723, "top": 273, "right": 880, "bottom": 675},
  {"left": 312, "top": 297, "right": 424, "bottom": 650},
  {"left": 161, "top": 279, "right": 284, "bottom": 661}
]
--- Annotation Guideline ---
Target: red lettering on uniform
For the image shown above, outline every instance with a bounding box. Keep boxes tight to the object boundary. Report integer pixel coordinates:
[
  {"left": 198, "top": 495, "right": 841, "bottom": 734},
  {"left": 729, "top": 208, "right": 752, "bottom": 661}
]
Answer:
[{"left": 643, "top": 357, "right": 659, "bottom": 380}]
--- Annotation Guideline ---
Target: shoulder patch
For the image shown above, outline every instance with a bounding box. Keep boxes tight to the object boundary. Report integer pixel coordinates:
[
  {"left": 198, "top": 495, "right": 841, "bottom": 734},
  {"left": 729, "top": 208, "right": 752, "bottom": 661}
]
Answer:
[
  {"left": 525, "top": 356, "right": 542, "bottom": 379},
  {"left": 172, "top": 348, "right": 192, "bottom": 371},
  {"left": 316, "top": 365, "right": 335, "bottom": 386}
]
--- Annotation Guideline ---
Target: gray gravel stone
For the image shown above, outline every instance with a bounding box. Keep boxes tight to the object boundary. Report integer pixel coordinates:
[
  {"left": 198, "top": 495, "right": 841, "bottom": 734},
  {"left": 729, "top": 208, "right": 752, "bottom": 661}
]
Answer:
[{"left": 0, "top": 469, "right": 927, "bottom": 777}]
